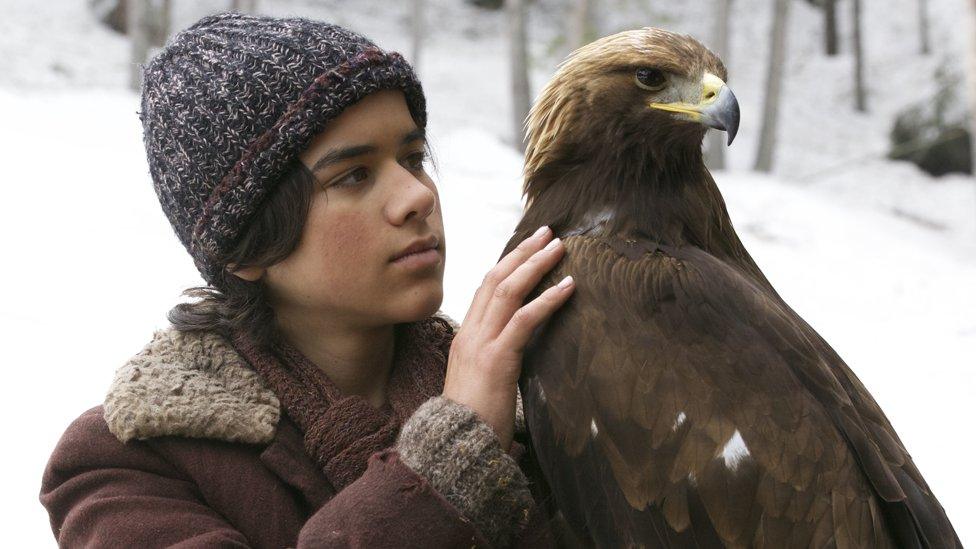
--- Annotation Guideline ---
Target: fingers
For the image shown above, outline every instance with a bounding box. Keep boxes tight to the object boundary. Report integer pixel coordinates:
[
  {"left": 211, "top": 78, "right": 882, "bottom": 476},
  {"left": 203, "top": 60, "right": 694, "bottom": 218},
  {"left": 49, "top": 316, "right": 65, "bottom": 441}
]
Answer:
[
  {"left": 497, "top": 275, "right": 575, "bottom": 351},
  {"left": 480, "top": 235, "right": 567, "bottom": 335},
  {"left": 463, "top": 226, "right": 554, "bottom": 326}
]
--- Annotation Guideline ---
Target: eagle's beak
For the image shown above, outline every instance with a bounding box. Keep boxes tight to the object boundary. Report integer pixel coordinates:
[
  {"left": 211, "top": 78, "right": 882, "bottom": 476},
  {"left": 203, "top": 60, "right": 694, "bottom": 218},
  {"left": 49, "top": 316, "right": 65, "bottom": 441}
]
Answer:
[{"left": 648, "top": 73, "right": 741, "bottom": 145}]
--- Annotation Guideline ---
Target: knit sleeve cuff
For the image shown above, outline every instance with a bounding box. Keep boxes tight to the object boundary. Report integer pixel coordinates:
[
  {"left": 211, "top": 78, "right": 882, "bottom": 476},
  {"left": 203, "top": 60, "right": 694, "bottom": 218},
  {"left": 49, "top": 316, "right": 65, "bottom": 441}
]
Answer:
[{"left": 396, "top": 396, "right": 534, "bottom": 548}]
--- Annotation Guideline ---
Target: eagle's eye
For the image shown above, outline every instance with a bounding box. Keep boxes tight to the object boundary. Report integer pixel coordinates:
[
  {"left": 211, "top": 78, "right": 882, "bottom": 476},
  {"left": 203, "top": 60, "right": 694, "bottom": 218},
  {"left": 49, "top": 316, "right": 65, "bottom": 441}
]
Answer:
[{"left": 635, "top": 68, "right": 667, "bottom": 91}]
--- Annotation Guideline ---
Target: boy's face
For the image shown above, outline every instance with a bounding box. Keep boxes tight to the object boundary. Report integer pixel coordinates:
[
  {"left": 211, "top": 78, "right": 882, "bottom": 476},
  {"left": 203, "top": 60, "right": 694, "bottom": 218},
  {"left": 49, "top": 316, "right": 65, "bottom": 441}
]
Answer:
[{"left": 238, "top": 90, "right": 445, "bottom": 329}]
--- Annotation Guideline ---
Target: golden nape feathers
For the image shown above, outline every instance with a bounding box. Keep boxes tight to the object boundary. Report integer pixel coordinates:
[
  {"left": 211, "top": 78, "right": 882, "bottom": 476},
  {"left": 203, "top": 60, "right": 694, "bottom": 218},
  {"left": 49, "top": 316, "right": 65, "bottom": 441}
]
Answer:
[{"left": 523, "top": 28, "right": 727, "bottom": 191}]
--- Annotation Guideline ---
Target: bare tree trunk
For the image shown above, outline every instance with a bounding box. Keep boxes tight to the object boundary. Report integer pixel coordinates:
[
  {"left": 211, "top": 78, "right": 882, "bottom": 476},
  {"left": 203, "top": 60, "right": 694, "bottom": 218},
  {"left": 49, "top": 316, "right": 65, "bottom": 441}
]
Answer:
[
  {"left": 566, "top": 0, "right": 591, "bottom": 55},
  {"left": 754, "top": 0, "right": 790, "bottom": 172},
  {"left": 507, "top": 0, "right": 531, "bottom": 152},
  {"left": 919, "top": 0, "right": 931, "bottom": 55},
  {"left": 411, "top": 0, "right": 424, "bottom": 71},
  {"left": 852, "top": 0, "right": 867, "bottom": 112},
  {"left": 160, "top": 0, "right": 171, "bottom": 36},
  {"left": 231, "top": 0, "right": 257, "bottom": 13},
  {"left": 824, "top": 0, "right": 838, "bottom": 55},
  {"left": 968, "top": 0, "right": 976, "bottom": 178},
  {"left": 631, "top": 0, "right": 654, "bottom": 21},
  {"left": 90, "top": 0, "right": 127, "bottom": 34},
  {"left": 151, "top": 0, "right": 172, "bottom": 47},
  {"left": 706, "top": 0, "right": 732, "bottom": 170},
  {"left": 128, "top": 0, "right": 151, "bottom": 91}
]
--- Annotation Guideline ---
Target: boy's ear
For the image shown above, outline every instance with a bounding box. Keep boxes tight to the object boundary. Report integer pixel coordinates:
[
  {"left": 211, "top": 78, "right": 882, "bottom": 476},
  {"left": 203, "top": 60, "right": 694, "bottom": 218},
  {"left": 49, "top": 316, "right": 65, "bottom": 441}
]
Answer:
[{"left": 225, "top": 263, "right": 266, "bottom": 282}]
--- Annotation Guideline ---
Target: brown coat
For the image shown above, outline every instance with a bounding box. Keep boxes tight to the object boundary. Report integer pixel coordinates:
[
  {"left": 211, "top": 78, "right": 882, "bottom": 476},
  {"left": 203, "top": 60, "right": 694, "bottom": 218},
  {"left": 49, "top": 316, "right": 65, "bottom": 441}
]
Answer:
[{"left": 39, "top": 322, "right": 558, "bottom": 548}]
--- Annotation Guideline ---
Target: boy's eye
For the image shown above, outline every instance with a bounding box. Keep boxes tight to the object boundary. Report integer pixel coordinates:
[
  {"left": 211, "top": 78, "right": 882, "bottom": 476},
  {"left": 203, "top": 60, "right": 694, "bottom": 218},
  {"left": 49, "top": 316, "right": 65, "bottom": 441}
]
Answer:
[
  {"left": 404, "top": 151, "right": 429, "bottom": 172},
  {"left": 331, "top": 167, "right": 370, "bottom": 188}
]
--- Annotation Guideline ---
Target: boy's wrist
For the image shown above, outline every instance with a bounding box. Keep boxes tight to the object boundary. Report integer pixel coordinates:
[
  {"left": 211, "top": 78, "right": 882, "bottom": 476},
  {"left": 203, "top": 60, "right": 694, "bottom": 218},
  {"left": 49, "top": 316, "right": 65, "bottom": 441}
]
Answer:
[{"left": 396, "top": 396, "right": 534, "bottom": 548}]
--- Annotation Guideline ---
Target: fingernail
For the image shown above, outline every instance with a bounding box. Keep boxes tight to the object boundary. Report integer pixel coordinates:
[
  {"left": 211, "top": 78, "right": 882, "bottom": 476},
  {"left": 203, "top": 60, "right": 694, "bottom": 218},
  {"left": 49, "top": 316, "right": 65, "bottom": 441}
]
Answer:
[
  {"left": 557, "top": 275, "right": 574, "bottom": 289},
  {"left": 544, "top": 237, "right": 561, "bottom": 251},
  {"left": 533, "top": 225, "right": 550, "bottom": 239}
]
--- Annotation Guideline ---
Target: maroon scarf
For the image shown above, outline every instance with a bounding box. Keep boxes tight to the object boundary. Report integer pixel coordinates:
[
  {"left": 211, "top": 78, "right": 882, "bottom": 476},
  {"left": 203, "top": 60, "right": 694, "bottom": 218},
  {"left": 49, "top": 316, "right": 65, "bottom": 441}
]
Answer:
[{"left": 231, "top": 316, "right": 454, "bottom": 490}]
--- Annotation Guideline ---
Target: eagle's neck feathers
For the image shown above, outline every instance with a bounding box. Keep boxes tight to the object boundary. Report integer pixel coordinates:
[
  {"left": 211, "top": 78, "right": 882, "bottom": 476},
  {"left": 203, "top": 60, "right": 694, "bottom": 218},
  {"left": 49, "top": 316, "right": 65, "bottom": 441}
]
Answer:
[{"left": 517, "top": 136, "right": 771, "bottom": 287}]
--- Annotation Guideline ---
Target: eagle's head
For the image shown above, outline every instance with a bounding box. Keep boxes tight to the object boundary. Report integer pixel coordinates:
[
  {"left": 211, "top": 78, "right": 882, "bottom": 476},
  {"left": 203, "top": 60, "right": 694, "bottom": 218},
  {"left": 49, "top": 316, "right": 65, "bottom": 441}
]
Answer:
[{"left": 524, "top": 28, "right": 739, "bottom": 183}]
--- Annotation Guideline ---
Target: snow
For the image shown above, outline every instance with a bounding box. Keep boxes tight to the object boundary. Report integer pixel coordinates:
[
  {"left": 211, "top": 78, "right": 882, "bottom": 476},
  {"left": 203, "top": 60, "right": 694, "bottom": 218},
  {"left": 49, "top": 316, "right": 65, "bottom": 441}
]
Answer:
[{"left": 2, "top": 0, "right": 974, "bottom": 545}]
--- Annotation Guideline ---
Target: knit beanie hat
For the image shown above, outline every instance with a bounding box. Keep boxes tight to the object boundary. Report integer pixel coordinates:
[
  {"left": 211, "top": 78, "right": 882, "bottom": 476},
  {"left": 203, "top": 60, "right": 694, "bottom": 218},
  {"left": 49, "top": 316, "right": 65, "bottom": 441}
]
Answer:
[{"left": 139, "top": 12, "right": 427, "bottom": 287}]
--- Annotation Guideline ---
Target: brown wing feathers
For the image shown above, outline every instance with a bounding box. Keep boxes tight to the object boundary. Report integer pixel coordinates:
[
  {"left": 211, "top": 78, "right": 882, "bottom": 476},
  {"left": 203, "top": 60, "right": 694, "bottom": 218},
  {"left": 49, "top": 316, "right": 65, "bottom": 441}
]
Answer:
[{"left": 516, "top": 235, "right": 957, "bottom": 547}]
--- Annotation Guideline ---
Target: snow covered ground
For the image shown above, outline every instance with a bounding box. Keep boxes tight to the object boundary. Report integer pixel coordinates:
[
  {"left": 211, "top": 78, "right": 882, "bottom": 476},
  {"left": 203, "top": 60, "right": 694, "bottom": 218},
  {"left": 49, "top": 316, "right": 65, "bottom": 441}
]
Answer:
[{"left": 2, "top": 0, "right": 974, "bottom": 545}]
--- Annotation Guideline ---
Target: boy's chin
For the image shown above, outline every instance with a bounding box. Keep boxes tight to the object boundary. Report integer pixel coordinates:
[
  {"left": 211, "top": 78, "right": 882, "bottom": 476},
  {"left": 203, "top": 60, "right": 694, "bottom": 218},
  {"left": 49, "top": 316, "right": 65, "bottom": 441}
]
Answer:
[{"left": 391, "top": 287, "right": 444, "bottom": 324}]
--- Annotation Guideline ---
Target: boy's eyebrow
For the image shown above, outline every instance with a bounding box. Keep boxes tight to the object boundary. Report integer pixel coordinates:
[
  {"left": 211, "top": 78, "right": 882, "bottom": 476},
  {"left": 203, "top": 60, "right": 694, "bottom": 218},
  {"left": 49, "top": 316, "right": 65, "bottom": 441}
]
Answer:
[
  {"left": 401, "top": 127, "right": 426, "bottom": 145},
  {"left": 310, "top": 128, "right": 427, "bottom": 173},
  {"left": 311, "top": 145, "right": 376, "bottom": 173}
]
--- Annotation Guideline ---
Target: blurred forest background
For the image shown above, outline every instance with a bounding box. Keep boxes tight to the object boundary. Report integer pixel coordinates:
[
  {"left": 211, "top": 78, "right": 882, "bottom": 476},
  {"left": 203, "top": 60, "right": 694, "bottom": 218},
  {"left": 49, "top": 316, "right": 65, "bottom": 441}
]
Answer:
[
  {"left": 1, "top": 0, "right": 974, "bottom": 545},
  {"left": 18, "top": 0, "right": 976, "bottom": 176}
]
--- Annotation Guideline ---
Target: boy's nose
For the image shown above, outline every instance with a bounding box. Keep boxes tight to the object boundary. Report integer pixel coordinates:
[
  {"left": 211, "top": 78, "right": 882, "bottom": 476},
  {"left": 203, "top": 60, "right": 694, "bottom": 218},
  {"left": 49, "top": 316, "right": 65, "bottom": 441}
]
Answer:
[{"left": 384, "top": 163, "right": 437, "bottom": 226}]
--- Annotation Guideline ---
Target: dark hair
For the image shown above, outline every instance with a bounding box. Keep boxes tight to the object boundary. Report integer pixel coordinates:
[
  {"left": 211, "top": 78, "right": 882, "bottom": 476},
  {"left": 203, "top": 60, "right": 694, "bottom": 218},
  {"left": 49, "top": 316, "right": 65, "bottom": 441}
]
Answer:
[{"left": 167, "top": 159, "right": 316, "bottom": 349}]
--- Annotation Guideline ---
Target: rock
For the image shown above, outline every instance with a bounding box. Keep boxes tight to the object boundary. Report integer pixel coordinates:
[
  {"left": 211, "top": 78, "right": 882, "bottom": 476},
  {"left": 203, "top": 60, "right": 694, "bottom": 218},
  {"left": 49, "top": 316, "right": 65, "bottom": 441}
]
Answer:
[
  {"left": 888, "top": 63, "right": 973, "bottom": 176},
  {"left": 465, "top": 0, "right": 505, "bottom": 9}
]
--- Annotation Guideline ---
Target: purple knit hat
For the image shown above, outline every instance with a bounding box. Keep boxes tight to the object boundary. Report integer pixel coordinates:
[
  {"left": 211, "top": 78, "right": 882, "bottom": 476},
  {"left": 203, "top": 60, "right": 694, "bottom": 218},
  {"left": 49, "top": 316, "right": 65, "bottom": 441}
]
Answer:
[{"left": 139, "top": 12, "right": 427, "bottom": 286}]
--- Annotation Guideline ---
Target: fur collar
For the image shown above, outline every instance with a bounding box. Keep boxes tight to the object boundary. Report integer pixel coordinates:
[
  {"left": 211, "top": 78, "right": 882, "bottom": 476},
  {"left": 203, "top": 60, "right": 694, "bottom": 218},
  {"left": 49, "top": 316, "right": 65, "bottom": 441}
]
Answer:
[{"left": 103, "top": 313, "right": 523, "bottom": 445}]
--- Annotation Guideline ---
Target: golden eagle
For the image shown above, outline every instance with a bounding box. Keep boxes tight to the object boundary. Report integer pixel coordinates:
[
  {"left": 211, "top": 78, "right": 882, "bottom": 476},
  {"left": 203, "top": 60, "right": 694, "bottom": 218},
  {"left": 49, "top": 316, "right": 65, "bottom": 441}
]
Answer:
[{"left": 504, "top": 28, "right": 960, "bottom": 548}]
